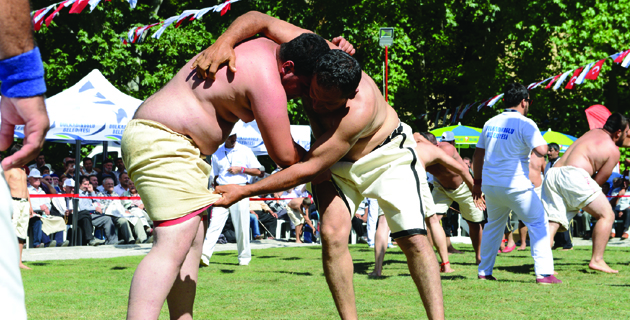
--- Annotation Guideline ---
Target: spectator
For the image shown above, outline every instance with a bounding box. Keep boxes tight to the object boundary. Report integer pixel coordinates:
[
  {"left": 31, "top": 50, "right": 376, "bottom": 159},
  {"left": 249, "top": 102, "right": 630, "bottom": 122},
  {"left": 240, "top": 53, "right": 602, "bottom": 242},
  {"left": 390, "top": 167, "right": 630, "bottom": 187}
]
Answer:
[
  {"left": 88, "top": 174, "right": 101, "bottom": 192},
  {"left": 114, "top": 172, "right": 131, "bottom": 195},
  {"left": 249, "top": 196, "right": 278, "bottom": 239},
  {"left": 4, "top": 145, "right": 32, "bottom": 268},
  {"left": 28, "top": 154, "right": 52, "bottom": 173},
  {"left": 97, "top": 159, "right": 118, "bottom": 186},
  {"left": 265, "top": 192, "right": 292, "bottom": 230},
  {"left": 62, "top": 177, "right": 105, "bottom": 246},
  {"left": 62, "top": 159, "right": 76, "bottom": 180},
  {"left": 77, "top": 177, "right": 120, "bottom": 245},
  {"left": 27, "top": 169, "right": 66, "bottom": 248},
  {"left": 38, "top": 166, "right": 50, "bottom": 176},
  {"left": 610, "top": 177, "right": 630, "bottom": 239},
  {"left": 99, "top": 177, "right": 140, "bottom": 244},
  {"left": 287, "top": 197, "right": 316, "bottom": 244},
  {"left": 50, "top": 174, "right": 62, "bottom": 193},
  {"left": 122, "top": 180, "right": 153, "bottom": 242},
  {"left": 249, "top": 210, "right": 263, "bottom": 240},
  {"left": 113, "top": 158, "right": 127, "bottom": 181},
  {"left": 80, "top": 157, "right": 98, "bottom": 176}
]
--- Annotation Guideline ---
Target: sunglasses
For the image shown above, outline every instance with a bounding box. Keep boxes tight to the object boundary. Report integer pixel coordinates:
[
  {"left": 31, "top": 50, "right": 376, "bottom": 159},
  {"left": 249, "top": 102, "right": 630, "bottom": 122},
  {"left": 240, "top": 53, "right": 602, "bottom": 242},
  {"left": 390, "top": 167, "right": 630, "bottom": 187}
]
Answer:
[{"left": 525, "top": 98, "right": 533, "bottom": 105}]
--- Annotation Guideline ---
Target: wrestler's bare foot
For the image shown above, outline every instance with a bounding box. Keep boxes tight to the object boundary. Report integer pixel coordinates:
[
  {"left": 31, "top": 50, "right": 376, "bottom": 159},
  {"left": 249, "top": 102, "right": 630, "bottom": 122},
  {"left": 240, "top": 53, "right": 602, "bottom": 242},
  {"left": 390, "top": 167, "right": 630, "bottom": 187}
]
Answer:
[
  {"left": 440, "top": 265, "right": 455, "bottom": 273},
  {"left": 295, "top": 240, "right": 303, "bottom": 244},
  {"left": 447, "top": 247, "right": 463, "bottom": 254},
  {"left": 517, "top": 246, "right": 527, "bottom": 251},
  {"left": 368, "top": 271, "right": 382, "bottom": 278},
  {"left": 476, "top": 259, "right": 481, "bottom": 265},
  {"left": 589, "top": 259, "right": 619, "bottom": 274},
  {"left": 19, "top": 263, "right": 31, "bottom": 270}
]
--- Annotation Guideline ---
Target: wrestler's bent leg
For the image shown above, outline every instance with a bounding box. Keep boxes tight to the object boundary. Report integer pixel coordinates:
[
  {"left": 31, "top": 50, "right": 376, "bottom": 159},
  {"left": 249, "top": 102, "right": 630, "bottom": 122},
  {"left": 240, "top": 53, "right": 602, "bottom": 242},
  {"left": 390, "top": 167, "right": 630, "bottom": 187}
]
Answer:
[{"left": 582, "top": 193, "right": 618, "bottom": 273}]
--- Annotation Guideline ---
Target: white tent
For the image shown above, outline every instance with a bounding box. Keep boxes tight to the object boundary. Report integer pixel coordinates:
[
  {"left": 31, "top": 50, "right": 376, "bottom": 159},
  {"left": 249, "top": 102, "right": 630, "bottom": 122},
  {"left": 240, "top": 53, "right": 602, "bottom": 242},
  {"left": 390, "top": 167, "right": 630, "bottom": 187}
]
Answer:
[
  {"left": 0, "top": 69, "right": 143, "bottom": 144},
  {"left": 230, "top": 119, "right": 311, "bottom": 155}
]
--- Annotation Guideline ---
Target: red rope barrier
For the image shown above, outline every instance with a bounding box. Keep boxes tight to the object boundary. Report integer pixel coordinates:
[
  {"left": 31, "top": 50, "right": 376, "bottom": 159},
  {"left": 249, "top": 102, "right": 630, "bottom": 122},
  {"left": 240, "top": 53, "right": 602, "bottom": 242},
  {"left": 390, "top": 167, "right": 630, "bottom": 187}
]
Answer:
[{"left": 29, "top": 194, "right": 304, "bottom": 201}]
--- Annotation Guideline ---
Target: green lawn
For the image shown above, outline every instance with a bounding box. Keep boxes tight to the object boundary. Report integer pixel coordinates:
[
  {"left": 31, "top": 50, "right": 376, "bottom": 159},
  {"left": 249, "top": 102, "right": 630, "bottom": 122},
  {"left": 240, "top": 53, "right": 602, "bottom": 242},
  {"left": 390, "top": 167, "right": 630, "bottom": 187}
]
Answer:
[{"left": 22, "top": 244, "right": 630, "bottom": 319}]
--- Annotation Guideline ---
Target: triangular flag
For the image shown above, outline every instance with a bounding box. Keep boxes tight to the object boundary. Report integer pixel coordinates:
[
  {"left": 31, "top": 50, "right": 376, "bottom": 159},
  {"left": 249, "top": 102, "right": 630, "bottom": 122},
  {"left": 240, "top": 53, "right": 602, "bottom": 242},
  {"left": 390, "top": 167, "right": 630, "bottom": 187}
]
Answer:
[
  {"left": 460, "top": 102, "right": 477, "bottom": 120},
  {"left": 69, "top": 0, "right": 89, "bottom": 14},
  {"left": 175, "top": 10, "right": 200, "bottom": 28},
  {"left": 530, "top": 76, "right": 554, "bottom": 90},
  {"left": 194, "top": 7, "right": 214, "bottom": 20},
  {"left": 451, "top": 107, "right": 460, "bottom": 124},
  {"left": 477, "top": 98, "right": 491, "bottom": 111},
  {"left": 622, "top": 53, "right": 630, "bottom": 68},
  {"left": 127, "top": 0, "right": 137, "bottom": 9},
  {"left": 565, "top": 67, "right": 584, "bottom": 90},
  {"left": 442, "top": 108, "right": 450, "bottom": 125},
  {"left": 486, "top": 94, "right": 504, "bottom": 107},
  {"left": 545, "top": 73, "right": 562, "bottom": 89},
  {"left": 584, "top": 59, "right": 606, "bottom": 80},
  {"left": 575, "top": 62, "right": 594, "bottom": 85},
  {"left": 553, "top": 70, "right": 573, "bottom": 90},
  {"left": 33, "top": 5, "right": 55, "bottom": 31},
  {"left": 45, "top": 0, "right": 73, "bottom": 27},
  {"left": 220, "top": 1, "right": 231, "bottom": 16},
  {"left": 152, "top": 16, "right": 178, "bottom": 39},
  {"left": 89, "top": 0, "right": 103, "bottom": 12},
  {"left": 613, "top": 50, "right": 629, "bottom": 63}
]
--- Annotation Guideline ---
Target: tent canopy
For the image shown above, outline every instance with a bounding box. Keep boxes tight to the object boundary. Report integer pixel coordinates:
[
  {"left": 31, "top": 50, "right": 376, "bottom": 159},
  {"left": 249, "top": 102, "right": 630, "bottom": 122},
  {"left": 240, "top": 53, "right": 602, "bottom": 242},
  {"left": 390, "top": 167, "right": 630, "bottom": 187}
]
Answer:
[
  {"left": 430, "top": 123, "right": 482, "bottom": 145},
  {"left": 230, "top": 120, "right": 311, "bottom": 155},
  {"left": 1, "top": 69, "right": 143, "bottom": 144}
]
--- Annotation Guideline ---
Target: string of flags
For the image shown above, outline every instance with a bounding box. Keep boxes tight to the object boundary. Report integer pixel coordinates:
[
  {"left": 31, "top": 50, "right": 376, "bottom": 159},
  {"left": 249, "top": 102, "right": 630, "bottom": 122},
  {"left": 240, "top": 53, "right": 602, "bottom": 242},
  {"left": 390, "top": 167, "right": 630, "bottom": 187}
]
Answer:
[
  {"left": 31, "top": 0, "right": 137, "bottom": 31},
  {"left": 430, "top": 48, "right": 630, "bottom": 127},
  {"left": 122, "top": 0, "right": 240, "bottom": 44}
]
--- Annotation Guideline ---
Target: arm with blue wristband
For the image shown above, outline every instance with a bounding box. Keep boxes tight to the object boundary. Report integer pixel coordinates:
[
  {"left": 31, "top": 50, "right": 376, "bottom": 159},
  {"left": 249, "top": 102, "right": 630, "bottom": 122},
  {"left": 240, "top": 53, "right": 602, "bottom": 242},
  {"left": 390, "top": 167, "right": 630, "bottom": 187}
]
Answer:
[{"left": 0, "top": 0, "right": 50, "bottom": 170}]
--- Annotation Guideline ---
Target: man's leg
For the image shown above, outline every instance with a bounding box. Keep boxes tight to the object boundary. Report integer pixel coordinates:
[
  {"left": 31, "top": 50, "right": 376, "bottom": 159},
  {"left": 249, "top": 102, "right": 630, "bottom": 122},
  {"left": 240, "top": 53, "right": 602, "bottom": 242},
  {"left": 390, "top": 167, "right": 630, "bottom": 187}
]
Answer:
[
  {"left": 366, "top": 202, "right": 379, "bottom": 246},
  {"left": 548, "top": 221, "right": 561, "bottom": 248},
  {"left": 249, "top": 214, "right": 261, "bottom": 239},
  {"left": 621, "top": 208, "right": 630, "bottom": 238},
  {"left": 166, "top": 217, "right": 206, "bottom": 319},
  {"left": 113, "top": 217, "right": 134, "bottom": 244},
  {"left": 127, "top": 215, "right": 203, "bottom": 319},
  {"left": 466, "top": 221, "right": 483, "bottom": 264},
  {"left": 396, "top": 234, "right": 444, "bottom": 320},
  {"left": 478, "top": 186, "right": 511, "bottom": 277},
  {"left": 517, "top": 221, "right": 528, "bottom": 250},
  {"left": 201, "top": 206, "right": 230, "bottom": 265},
  {"left": 231, "top": 198, "right": 251, "bottom": 265},
  {"left": 132, "top": 220, "right": 147, "bottom": 243},
  {"left": 31, "top": 218, "right": 42, "bottom": 247},
  {"left": 258, "top": 212, "right": 277, "bottom": 238},
  {"left": 369, "top": 215, "right": 390, "bottom": 276},
  {"left": 582, "top": 194, "right": 618, "bottom": 273},
  {"left": 316, "top": 182, "right": 356, "bottom": 319},
  {"left": 295, "top": 223, "right": 304, "bottom": 243},
  {"left": 425, "top": 214, "right": 454, "bottom": 272},
  {"left": 92, "top": 215, "right": 119, "bottom": 244}
]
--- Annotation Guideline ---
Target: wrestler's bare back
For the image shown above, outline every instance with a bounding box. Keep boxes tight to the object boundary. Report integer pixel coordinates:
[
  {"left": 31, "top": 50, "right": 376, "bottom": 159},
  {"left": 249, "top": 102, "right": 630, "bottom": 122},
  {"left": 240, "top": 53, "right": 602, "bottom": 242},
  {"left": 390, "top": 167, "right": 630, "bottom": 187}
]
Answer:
[
  {"left": 3, "top": 168, "right": 28, "bottom": 198},
  {"left": 554, "top": 129, "right": 620, "bottom": 183},
  {"left": 133, "top": 38, "right": 282, "bottom": 156},
  {"left": 305, "top": 73, "right": 400, "bottom": 162},
  {"left": 425, "top": 143, "right": 466, "bottom": 190}
]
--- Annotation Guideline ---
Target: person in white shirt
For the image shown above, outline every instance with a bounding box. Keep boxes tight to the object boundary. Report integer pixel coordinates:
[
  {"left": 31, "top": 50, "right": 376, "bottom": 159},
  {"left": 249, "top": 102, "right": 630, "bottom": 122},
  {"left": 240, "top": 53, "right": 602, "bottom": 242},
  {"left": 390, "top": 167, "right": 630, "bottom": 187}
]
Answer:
[
  {"left": 80, "top": 157, "right": 98, "bottom": 176},
  {"left": 114, "top": 172, "right": 131, "bottom": 195},
  {"left": 201, "top": 133, "right": 263, "bottom": 266},
  {"left": 472, "top": 83, "right": 559, "bottom": 284},
  {"left": 610, "top": 178, "right": 630, "bottom": 239},
  {"left": 28, "top": 154, "right": 53, "bottom": 174}
]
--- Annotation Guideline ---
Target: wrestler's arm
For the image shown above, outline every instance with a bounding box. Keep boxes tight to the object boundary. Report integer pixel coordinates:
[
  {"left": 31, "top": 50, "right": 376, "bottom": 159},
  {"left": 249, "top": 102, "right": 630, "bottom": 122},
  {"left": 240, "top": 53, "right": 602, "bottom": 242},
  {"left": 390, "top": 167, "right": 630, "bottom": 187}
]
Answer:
[
  {"left": 215, "top": 107, "right": 369, "bottom": 207},
  {"left": 471, "top": 148, "right": 485, "bottom": 200},
  {"left": 247, "top": 69, "right": 306, "bottom": 167},
  {"left": 0, "top": 0, "right": 49, "bottom": 170},
  {"left": 528, "top": 150, "right": 545, "bottom": 188},
  {"left": 425, "top": 145, "right": 475, "bottom": 192},
  {"left": 593, "top": 151, "right": 620, "bottom": 186}
]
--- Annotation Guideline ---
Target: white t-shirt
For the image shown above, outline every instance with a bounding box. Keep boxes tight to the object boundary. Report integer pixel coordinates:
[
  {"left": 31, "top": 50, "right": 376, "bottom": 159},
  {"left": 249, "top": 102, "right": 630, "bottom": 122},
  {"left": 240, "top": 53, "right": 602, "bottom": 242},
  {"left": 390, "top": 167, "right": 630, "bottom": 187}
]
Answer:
[
  {"left": 211, "top": 142, "right": 263, "bottom": 185},
  {"left": 476, "top": 109, "right": 547, "bottom": 189}
]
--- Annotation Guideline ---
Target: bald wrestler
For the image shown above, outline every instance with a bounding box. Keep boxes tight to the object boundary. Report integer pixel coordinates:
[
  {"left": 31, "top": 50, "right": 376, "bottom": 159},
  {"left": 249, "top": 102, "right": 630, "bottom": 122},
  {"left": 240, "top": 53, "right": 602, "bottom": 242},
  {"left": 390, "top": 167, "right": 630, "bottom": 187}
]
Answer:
[
  {"left": 542, "top": 113, "right": 630, "bottom": 273},
  {"left": 199, "top": 11, "right": 445, "bottom": 319},
  {"left": 122, "top": 30, "right": 351, "bottom": 318}
]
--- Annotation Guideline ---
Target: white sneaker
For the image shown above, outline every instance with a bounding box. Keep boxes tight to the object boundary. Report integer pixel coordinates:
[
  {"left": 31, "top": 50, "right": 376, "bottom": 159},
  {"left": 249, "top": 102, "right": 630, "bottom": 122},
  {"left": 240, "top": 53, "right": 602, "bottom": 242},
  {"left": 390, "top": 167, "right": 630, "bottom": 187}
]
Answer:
[
  {"left": 200, "top": 255, "right": 209, "bottom": 267},
  {"left": 238, "top": 261, "right": 249, "bottom": 266}
]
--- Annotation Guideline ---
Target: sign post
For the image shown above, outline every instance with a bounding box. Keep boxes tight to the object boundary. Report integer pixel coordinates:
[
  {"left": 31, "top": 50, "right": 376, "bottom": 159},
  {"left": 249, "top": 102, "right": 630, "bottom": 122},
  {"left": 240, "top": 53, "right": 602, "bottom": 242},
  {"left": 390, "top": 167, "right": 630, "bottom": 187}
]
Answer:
[{"left": 379, "top": 28, "right": 394, "bottom": 102}]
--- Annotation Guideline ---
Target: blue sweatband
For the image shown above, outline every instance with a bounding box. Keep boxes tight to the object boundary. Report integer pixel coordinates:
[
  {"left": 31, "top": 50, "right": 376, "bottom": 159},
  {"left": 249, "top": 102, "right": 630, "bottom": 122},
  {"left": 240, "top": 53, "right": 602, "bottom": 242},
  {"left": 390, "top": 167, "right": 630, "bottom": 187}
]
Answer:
[{"left": 0, "top": 47, "right": 47, "bottom": 98}]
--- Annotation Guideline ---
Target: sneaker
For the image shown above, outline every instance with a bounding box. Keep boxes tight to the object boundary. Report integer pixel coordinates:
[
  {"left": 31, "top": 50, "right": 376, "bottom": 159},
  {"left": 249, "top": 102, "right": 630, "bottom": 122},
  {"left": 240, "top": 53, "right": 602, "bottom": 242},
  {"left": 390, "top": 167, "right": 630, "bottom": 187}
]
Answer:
[
  {"left": 622, "top": 233, "right": 629, "bottom": 240},
  {"left": 478, "top": 275, "right": 497, "bottom": 281},
  {"left": 238, "top": 261, "right": 250, "bottom": 266},
  {"left": 387, "top": 243, "right": 396, "bottom": 248},
  {"left": 88, "top": 238, "right": 106, "bottom": 246},
  {"left": 49, "top": 240, "right": 57, "bottom": 247},
  {"left": 611, "top": 232, "right": 616, "bottom": 239},
  {"left": 536, "top": 275, "right": 562, "bottom": 285},
  {"left": 60, "top": 240, "right": 69, "bottom": 247},
  {"left": 368, "top": 244, "right": 375, "bottom": 248}
]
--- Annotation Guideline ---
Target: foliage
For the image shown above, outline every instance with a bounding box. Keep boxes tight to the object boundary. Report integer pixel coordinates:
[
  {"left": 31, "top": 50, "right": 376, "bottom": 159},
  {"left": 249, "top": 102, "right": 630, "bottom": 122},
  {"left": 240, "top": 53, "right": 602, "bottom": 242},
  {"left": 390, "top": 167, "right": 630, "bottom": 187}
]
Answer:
[
  {"left": 21, "top": 244, "right": 630, "bottom": 319},
  {"left": 19, "top": 0, "right": 630, "bottom": 166}
]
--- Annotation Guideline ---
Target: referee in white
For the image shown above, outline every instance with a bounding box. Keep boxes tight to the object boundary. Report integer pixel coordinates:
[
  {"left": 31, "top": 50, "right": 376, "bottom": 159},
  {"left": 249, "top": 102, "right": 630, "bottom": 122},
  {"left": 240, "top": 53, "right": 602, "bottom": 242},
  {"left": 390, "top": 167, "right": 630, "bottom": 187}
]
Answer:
[
  {"left": 472, "top": 83, "right": 560, "bottom": 284},
  {"left": 201, "top": 131, "right": 263, "bottom": 266}
]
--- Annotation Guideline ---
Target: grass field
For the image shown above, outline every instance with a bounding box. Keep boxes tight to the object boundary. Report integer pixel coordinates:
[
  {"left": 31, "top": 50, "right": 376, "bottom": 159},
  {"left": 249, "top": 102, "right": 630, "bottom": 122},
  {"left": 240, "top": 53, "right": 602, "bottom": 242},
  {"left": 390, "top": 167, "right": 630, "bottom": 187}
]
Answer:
[{"left": 22, "top": 244, "right": 630, "bottom": 319}]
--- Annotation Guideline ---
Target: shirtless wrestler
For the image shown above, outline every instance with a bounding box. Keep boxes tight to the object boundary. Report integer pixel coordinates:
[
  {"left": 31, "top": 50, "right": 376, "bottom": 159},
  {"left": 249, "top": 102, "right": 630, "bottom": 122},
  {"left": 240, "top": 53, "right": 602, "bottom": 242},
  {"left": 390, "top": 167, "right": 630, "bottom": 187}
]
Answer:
[
  {"left": 4, "top": 146, "right": 32, "bottom": 270},
  {"left": 122, "top": 30, "right": 349, "bottom": 319},
  {"left": 199, "top": 12, "right": 445, "bottom": 319},
  {"left": 542, "top": 113, "right": 630, "bottom": 274},
  {"left": 425, "top": 133, "right": 486, "bottom": 264}
]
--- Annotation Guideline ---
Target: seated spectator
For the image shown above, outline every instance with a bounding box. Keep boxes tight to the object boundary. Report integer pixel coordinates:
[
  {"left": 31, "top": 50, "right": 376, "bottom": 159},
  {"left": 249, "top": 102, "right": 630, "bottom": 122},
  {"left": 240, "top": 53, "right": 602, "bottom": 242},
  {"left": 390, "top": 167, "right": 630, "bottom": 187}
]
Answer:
[
  {"left": 97, "top": 159, "right": 118, "bottom": 187},
  {"left": 249, "top": 197, "right": 278, "bottom": 239},
  {"left": 249, "top": 211, "right": 263, "bottom": 240},
  {"left": 28, "top": 153, "right": 53, "bottom": 173},
  {"left": 27, "top": 169, "right": 67, "bottom": 248},
  {"left": 610, "top": 177, "right": 630, "bottom": 239},
  {"left": 88, "top": 174, "right": 100, "bottom": 192},
  {"left": 50, "top": 173, "right": 62, "bottom": 193},
  {"left": 56, "top": 177, "right": 105, "bottom": 246},
  {"left": 114, "top": 172, "right": 131, "bottom": 195},
  {"left": 100, "top": 177, "right": 143, "bottom": 244},
  {"left": 122, "top": 180, "right": 154, "bottom": 243},
  {"left": 38, "top": 166, "right": 50, "bottom": 176},
  {"left": 80, "top": 157, "right": 99, "bottom": 176},
  {"left": 113, "top": 157, "right": 127, "bottom": 181},
  {"left": 77, "top": 177, "right": 121, "bottom": 245},
  {"left": 62, "top": 159, "right": 76, "bottom": 180}
]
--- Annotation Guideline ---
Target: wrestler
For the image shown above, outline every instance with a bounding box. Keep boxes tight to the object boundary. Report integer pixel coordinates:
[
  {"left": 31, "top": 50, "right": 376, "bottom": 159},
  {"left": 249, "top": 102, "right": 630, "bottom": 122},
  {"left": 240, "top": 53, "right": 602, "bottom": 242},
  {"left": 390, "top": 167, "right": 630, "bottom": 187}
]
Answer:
[
  {"left": 4, "top": 144, "right": 32, "bottom": 270},
  {"left": 200, "top": 12, "right": 444, "bottom": 319},
  {"left": 542, "top": 113, "right": 630, "bottom": 273},
  {"left": 1, "top": 0, "right": 50, "bottom": 318},
  {"left": 122, "top": 31, "right": 349, "bottom": 318},
  {"left": 424, "top": 132, "right": 486, "bottom": 264}
]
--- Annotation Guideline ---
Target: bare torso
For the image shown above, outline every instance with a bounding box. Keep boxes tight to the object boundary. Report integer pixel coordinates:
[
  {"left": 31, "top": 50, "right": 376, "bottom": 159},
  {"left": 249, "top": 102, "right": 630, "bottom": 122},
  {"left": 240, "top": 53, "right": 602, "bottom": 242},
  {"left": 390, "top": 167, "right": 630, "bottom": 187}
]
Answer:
[
  {"left": 4, "top": 168, "right": 28, "bottom": 198},
  {"left": 426, "top": 142, "right": 465, "bottom": 189},
  {"left": 304, "top": 73, "right": 399, "bottom": 161},
  {"left": 555, "top": 129, "right": 619, "bottom": 184},
  {"left": 133, "top": 38, "right": 281, "bottom": 156}
]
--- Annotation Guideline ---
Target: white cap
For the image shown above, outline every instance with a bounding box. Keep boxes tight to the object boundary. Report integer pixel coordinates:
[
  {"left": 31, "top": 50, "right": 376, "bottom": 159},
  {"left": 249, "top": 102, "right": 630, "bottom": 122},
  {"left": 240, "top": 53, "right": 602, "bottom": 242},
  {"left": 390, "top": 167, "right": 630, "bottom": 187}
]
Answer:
[
  {"left": 441, "top": 131, "right": 455, "bottom": 142},
  {"left": 28, "top": 169, "right": 42, "bottom": 178},
  {"left": 64, "top": 179, "right": 75, "bottom": 188}
]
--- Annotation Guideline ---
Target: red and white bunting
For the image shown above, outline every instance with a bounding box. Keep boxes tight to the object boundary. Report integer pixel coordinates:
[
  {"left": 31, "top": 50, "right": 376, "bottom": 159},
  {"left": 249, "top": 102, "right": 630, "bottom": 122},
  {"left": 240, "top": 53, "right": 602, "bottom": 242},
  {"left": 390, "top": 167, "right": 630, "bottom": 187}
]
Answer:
[
  {"left": 442, "top": 108, "right": 450, "bottom": 125},
  {"left": 486, "top": 94, "right": 503, "bottom": 108},
  {"left": 584, "top": 59, "right": 606, "bottom": 80},
  {"left": 564, "top": 67, "right": 584, "bottom": 90},
  {"left": 613, "top": 50, "right": 629, "bottom": 63},
  {"left": 544, "top": 74, "right": 562, "bottom": 89},
  {"left": 552, "top": 69, "right": 573, "bottom": 90},
  {"left": 575, "top": 62, "right": 594, "bottom": 85},
  {"left": 69, "top": 0, "right": 90, "bottom": 14},
  {"left": 477, "top": 98, "right": 491, "bottom": 112},
  {"left": 451, "top": 106, "right": 460, "bottom": 124},
  {"left": 622, "top": 53, "right": 630, "bottom": 68},
  {"left": 530, "top": 76, "right": 554, "bottom": 90}
]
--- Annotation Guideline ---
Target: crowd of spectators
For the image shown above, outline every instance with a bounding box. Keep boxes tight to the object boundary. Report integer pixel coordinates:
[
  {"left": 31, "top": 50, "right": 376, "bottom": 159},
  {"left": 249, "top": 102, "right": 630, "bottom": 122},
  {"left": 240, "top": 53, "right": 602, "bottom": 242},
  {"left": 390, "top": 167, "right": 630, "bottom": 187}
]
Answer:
[{"left": 16, "top": 153, "right": 154, "bottom": 248}]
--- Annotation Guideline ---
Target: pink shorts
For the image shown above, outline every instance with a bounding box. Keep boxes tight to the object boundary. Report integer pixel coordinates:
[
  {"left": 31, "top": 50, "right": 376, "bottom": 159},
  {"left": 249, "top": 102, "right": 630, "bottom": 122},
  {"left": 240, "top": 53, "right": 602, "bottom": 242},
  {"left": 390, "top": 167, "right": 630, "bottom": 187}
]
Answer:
[{"left": 153, "top": 205, "right": 212, "bottom": 228}]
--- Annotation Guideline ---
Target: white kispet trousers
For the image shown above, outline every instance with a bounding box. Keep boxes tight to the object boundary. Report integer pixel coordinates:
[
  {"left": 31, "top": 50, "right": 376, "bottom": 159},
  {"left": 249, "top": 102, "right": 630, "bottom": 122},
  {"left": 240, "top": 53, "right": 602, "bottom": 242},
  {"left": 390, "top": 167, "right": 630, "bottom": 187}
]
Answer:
[{"left": 478, "top": 185, "right": 554, "bottom": 277}]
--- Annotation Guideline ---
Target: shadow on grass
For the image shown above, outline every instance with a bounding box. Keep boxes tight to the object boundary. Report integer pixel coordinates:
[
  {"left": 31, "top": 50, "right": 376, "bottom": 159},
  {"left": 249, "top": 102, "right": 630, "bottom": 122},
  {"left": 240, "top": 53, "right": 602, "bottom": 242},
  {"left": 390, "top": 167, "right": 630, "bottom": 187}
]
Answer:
[
  {"left": 441, "top": 275, "right": 466, "bottom": 281},
  {"left": 255, "top": 256, "right": 278, "bottom": 259},
  {"left": 28, "top": 262, "right": 50, "bottom": 266},
  {"left": 495, "top": 264, "right": 534, "bottom": 274},
  {"left": 277, "top": 271, "right": 312, "bottom": 276},
  {"left": 111, "top": 266, "right": 128, "bottom": 270},
  {"left": 214, "top": 252, "right": 234, "bottom": 256},
  {"left": 220, "top": 269, "right": 235, "bottom": 274},
  {"left": 608, "top": 284, "right": 630, "bottom": 287},
  {"left": 281, "top": 257, "right": 302, "bottom": 261},
  {"left": 354, "top": 262, "right": 371, "bottom": 274},
  {"left": 367, "top": 275, "right": 390, "bottom": 280}
]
